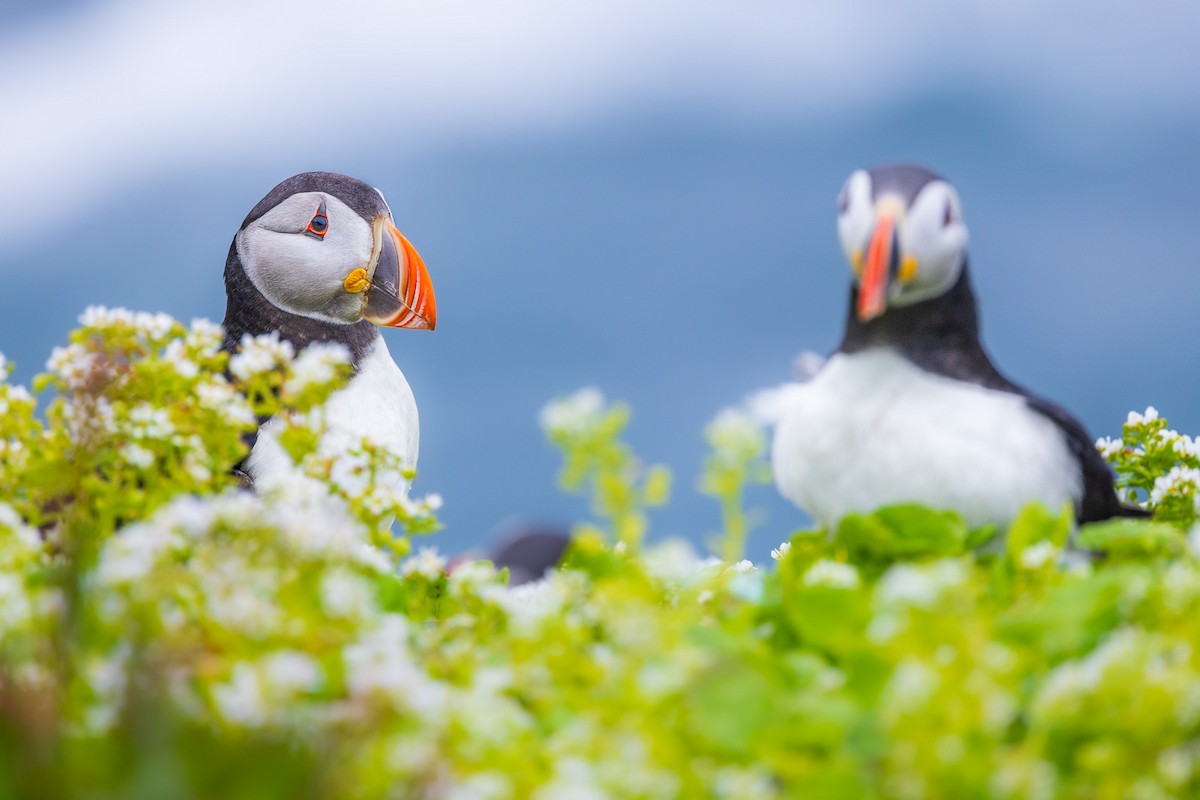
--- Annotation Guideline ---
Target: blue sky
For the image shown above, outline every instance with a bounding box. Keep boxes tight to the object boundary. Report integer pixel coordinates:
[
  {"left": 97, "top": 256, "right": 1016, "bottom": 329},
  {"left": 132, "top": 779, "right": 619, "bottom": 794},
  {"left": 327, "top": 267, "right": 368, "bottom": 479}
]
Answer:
[{"left": 3, "top": 0, "right": 1198, "bottom": 557}]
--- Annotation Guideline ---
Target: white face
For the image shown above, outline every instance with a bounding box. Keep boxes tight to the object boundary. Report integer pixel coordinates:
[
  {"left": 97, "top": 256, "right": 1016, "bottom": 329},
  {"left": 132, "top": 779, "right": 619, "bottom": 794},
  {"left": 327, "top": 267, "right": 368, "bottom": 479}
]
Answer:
[
  {"left": 836, "top": 169, "right": 969, "bottom": 308},
  {"left": 236, "top": 192, "right": 375, "bottom": 324}
]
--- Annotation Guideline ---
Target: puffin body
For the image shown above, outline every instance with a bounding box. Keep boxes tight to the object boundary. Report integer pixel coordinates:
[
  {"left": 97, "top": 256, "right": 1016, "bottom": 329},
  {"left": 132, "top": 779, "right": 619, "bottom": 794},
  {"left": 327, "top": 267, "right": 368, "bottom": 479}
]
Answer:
[
  {"left": 772, "top": 164, "right": 1132, "bottom": 529},
  {"left": 241, "top": 338, "right": 420, "bottom": 485},
  {"left": 222, "top": 172, "right": 436, "bottom": 489}
]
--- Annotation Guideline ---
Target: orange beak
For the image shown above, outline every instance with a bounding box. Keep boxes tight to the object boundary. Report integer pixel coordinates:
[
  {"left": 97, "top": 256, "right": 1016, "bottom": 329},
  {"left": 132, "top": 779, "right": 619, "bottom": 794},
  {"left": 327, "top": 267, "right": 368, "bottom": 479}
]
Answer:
[
  {"left": 362, "top": 219, "right": 437, "bottom": 330},
  {"left": 857, "top": 212, "right": 895, "bottom": 322}
]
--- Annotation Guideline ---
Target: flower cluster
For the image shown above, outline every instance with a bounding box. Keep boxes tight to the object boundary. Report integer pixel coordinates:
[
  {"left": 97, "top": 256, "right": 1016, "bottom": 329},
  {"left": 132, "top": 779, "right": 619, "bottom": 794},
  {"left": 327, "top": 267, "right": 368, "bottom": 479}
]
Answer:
[
  {"left": 1, "top": 320, "right": 1199, "bottom": 798},
  {"left": 1100, "top": 405, "right": 1200, "bottom": 528}
]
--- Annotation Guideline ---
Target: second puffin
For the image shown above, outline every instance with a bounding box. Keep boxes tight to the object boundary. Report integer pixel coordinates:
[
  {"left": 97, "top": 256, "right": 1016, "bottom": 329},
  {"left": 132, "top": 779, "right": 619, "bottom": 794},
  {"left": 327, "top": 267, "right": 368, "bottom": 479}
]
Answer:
[{"left": 772, "top": 164, "right": 1139, "bottom": 530}]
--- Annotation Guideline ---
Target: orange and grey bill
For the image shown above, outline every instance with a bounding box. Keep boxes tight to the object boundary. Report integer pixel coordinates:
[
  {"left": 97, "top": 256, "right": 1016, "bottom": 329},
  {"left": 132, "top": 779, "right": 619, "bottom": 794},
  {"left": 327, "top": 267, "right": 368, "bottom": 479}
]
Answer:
[
  {"left": 362, "top": 221, "right": 437, "bottom": 330},
  {"left": 388, "top": 229, "right": 436, "bottom": 330},
  {"left": 857, "top": 213, "right": 893, "bottom": 322}
]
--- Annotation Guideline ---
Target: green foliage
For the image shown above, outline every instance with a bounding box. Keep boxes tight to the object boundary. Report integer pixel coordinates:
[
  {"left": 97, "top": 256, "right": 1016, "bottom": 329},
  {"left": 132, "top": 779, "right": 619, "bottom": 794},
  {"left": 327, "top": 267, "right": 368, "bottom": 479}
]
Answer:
[
  {"left": 1, "top": 313, "right": 1199, "bottom": 798},
  {"left": 699, "top": 409, "right": 774, "bottom": 562},
  {"left": 540, "top": 388, "right": 671, "bottom": 550},
  {"left": 1100, "top": 406, "right": 1199, "bottom": 529}
]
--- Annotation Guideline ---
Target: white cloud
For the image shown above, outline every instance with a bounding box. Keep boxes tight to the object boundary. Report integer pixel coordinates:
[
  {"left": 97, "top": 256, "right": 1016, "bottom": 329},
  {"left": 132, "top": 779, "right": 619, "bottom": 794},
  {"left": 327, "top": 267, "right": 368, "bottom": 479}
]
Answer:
[{"left": 3, "top": 0, "right": 1197, "bottom": 241}]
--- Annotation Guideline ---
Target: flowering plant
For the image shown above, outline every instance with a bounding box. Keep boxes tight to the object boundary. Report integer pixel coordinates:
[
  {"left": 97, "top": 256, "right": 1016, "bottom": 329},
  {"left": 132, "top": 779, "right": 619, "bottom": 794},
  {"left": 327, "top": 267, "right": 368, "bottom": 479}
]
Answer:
[{"left": 0, "top": 311, "right": 1198, "bottom": 798}]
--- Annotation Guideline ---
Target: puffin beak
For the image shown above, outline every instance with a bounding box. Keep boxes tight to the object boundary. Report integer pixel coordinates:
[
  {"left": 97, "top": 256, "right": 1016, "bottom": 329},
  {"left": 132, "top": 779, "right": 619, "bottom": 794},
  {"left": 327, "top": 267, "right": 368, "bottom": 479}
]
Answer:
[
  {"left": 362, "top": 218, "right": 437, "bottom": 330},
  {"left": 857, "top": 212, "right": 898, "bottom": 322}
]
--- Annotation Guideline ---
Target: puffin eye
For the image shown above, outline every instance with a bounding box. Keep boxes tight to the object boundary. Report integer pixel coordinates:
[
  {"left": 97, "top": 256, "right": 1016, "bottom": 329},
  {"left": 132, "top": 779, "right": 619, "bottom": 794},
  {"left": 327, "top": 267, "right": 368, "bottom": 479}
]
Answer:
[
  {"left": 305, "top": 201, "right": 329, "bottom": 240},
  {"left": 943, "top": 201, "right": 954, "bottom": 227},
  {"left": 837, "top": 188, "right": 849, "bottom": 214}
]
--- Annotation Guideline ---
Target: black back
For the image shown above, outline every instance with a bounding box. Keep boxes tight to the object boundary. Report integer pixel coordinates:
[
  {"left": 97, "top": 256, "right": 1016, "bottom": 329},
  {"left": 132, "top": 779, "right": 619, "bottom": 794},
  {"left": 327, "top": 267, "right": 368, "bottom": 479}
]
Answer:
[{"left": 838, "top": 262, "right": 1134, "bottom": 523}]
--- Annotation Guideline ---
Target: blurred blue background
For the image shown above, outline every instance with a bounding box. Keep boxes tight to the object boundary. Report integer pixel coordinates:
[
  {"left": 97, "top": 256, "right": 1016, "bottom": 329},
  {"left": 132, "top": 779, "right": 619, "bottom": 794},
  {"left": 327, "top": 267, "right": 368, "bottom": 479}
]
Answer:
[{"left": 2, "top": 0, "right": 1197, "bottom": 560}]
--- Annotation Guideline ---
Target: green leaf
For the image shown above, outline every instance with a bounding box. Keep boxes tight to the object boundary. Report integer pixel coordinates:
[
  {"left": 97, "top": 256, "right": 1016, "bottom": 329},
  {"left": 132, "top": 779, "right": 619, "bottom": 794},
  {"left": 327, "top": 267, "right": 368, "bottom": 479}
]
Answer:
[
  {"left": 1006, "top": 501, "right": 1073, "bottom": 560},
  {"left": 836, "top": 504, "right": 969, "bottom": 561},
  {"left": 1076, "top": 518, "right": 1184, "bottom": 559}
]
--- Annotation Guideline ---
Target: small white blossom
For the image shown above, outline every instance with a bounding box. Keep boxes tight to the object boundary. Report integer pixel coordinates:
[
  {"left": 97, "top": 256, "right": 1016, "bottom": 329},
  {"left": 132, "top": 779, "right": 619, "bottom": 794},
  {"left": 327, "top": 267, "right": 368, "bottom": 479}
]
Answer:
[
  {"left": 261, "top": 651, "right": 323, "bottom": 695},
  {"left": 343, "top": 616, "right": 446, "bottom": 719},
  {"left": 1126, "top": 406, "right": 1160, "bottom": 426},
  {"left": 401, "top": 547, "right": 447, "bottom": 579},
  {"left": 320, "top": 568, "right": 376, "bottom": 619},
  {"left": 211, "top": 662, "right": 268, "bottom": 727},
  {"left": 46, "top": 343, "right": 99, "bottom": 390},
  {"left": 79, "top": 305, "right": 134, "bottom": 329},
  {"left": 126, "top": 403, "right": 174, "bottom": 440},
  {"left": 877, "top": 560, "right": 969, "bottom": 608},
  {"left": 704, "top": 408, "right": 765, "bottom": 461},
  {"left": 539, "top": 387, "right": 605, "bottom": 435},
  {"left": 770, "top": 541, "right": 791, "bottom": 561},
  {"left": 133, "top": 311, "right": 175, "bottom": 340},
  {"left": 229, "top": 331, "right": 295, "bottom": 381},
  {"left": 162, "top": 339, "right": 200, "bottom": 379},
  {"left": 1019, "top": 541, "right": 1060, "bottom": 570},
  {"left": 1094, "top": 436, "right": 1123, "bottom": 459},
  {"left": 120, "top": 443, "right": 155, "bottom": 469},
  {"left": 185, "top": 318, "right": 225, "bottom": 354},
  {"left": 284, "top": 342, "right": 351, "bottom": 396},
  {"left": 1149, "top": 465, "right": 1200, "bottom": 506},
  {"left": 728, "top": 559, "right": 756, "bottom": 575},
  {"left": 804, "top": 559, "right": 861, "bottom": 589},
  {"left": 195, "top": 378, "right": 256, "bottom": 427}
]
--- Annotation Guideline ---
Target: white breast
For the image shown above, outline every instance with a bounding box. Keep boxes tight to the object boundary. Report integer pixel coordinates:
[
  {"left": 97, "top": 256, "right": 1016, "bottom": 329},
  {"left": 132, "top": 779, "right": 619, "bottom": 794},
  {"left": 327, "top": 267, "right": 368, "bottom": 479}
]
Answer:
[
  {"left": 245, "top": 338, "right": 419, "bottom": 493},
  {"left": 771, "top": 349, "right": 1081, "bottom": 529}
]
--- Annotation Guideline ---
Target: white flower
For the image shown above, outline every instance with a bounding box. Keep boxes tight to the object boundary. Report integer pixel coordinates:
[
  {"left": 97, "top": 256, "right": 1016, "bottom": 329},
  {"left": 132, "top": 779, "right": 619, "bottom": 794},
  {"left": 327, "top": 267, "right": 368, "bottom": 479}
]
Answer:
[
  {"left": 229, "top": 331, "right": 295, "bottom": 381},
  {"left": 1126, "top": 406, "right": 1160, "bottom": 426},
  {"left": 882, "top": 658, "right": 941, "bottom": 718},
  {"left": 641, "top": 539, "right": 714, "bottom": 586},
  {"left": 46, "top": 343, "right": 99, "bottom": 390},
  {"left": 126, "top": 403, "right": 174, "bottom": 440},
  {"left": 79, "top": 305, "right": 134, "bottom": 329},
  {"left": 320, "top": 568, "right": 376, "bottom": 619},
  {"left": 1019, "top": 541, "right": 1060, "bottom": 570},
  {"left": 211, "top": 663, "right": 268, "bottom": 727},
  {"left": 876, "top": 560, "right": 969, "bottom": 608},
  {"left": 728, "top": 559, "right": 755, "bottom": 575},
  {"left": 770, "top": 541, "right": 791, "bottom": 561},
  {"left": 804, "top": 559, "right": 860, "bottom": 589},
  {"left": 343, "top": 616, "right": 446, "bottom": 719},
  {"left": 704, "top": 408, "right": 765, "bottom": 461},
  {"left": 1094, "top": 436, "right": 1123, "bottom": 459},
  {"left": 162, "top": 339, "right": 199, "bottom": 379},
  {"left": 82, "top": 645, "right": 132, "bottom": 733},
  {"left": 1150, "top": 465, "right": 1200, "bottom": 505},
  {"left": 539, "top": 387, "right": 605, "bottom": 435},
  {"left": 401, "top": 547, "right": 447, "bottom": 579},
  {"left": 186, "top": 318, "right": 225, "bottom": 354},
  {"left": 261, "top": 651, "right": 323, "bottom": 695},
  {"left": 133, "top": 311, "right": 175, "bottom": 340},
  {"left": 195, "top": 378, "right": 256, "bottom": 427},
  {"left": 284, "top": 342, "right": 351, "bottom": 395},
  {"left": 120, "top": 443, "right": 155, "bottom": 469}
]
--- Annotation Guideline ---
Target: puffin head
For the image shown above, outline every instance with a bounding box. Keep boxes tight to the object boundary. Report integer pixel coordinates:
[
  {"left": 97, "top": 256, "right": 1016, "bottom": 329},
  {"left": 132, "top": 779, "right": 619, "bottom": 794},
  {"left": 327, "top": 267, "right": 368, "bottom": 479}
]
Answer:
[
  {"left": 836, "top": 164, "right": 968, "bottom": 322},
  {"left": 234, "top": 172, "right": 436, "bottom": 330}
]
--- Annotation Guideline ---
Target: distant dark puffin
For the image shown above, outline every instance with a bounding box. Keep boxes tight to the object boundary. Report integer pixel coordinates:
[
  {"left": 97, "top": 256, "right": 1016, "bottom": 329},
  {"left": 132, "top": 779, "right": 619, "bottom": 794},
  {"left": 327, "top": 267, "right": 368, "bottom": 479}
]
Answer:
[
  {"left": 771, "top": 164, "right": 1140, "bottom": 529},
  {"left": 222, "top": 172, "right": 436, "bottom": 488}
]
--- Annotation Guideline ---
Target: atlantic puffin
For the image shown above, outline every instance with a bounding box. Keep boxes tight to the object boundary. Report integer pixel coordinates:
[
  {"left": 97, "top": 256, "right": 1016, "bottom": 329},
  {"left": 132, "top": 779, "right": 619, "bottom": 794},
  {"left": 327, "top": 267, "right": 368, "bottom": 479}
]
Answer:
[
  {"left": 222, "top": 172, "right": 436, "bottom": 488},
  {"left": 771, "top": 164, "right": 1139, "bottom": 530}
]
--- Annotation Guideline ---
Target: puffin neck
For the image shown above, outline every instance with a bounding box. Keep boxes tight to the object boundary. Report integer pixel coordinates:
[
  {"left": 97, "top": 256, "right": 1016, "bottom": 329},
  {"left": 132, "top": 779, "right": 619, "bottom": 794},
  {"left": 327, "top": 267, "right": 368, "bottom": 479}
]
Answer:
[
  {"left": 220, "top": 242, "right": 379, "bottom": 369},
  {"left": 837, "top": 262, "right": 1010, "bottom": 390}
]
